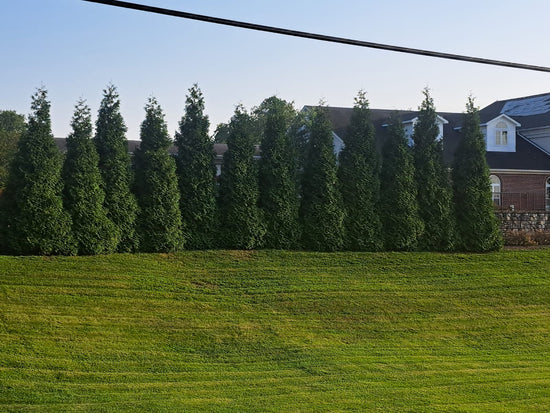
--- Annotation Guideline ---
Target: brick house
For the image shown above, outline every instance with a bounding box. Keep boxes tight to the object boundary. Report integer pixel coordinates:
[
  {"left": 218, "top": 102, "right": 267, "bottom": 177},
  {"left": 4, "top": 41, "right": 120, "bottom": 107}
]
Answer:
[{"left": 320, "top": 92, "right": 550, "bottom": 212}]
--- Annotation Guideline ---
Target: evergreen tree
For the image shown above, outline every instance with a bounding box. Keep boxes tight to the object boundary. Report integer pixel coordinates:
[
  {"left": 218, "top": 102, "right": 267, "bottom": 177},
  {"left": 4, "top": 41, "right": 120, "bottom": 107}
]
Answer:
[
  {"left": 94, "top": 85, "right": 139, "bottom": 252},
  {"left": 175, "top": 84, "right": 217, "bottom": 249},
  {"left": 0, "top": 88, "right": 76, "bottom": 255},
  {"left": 0, "top": 110, "right": 26, "bottom": 189},
  {"left": 379, "top": 113, "right": 423, "bottom": 251},
  {"left": 134, "top": 98, "right": 183, "bottom": 252},
  {"left": 338, "top": 90, "right": 382, "bottom": 251},
  {"left": 218, "top": 105, "right": 265, "bottom": 249},
  {"left": 452, "top": 97, "right": 502, "bottom": 252},
  {"left": 300, "top": 105, "right": 344, "bottom": 251},
  {"left": 257, "top": 96, "right": 300, "bottom": 249},
  {"left": 63, "top": 100, "right": 118, "bottom": 255},
  {"left": 412, "top": 88, "right": 454, "bottom": 251}
]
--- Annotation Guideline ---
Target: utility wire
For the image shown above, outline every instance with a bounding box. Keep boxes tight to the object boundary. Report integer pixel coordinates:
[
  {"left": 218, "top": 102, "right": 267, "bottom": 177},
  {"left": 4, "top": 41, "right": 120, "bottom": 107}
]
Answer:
[{"left": 84, "top": 0, "right": 550, "bottom": 73}]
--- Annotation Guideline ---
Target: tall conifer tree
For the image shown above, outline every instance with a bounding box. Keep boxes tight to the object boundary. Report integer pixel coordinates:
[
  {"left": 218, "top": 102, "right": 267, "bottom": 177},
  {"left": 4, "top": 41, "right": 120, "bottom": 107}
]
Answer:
[
  {"left": 175, "top": 84, "right": 217, "bottom": 249},
  {"left": 218, "top": 106, "right": 265, "bottom": 249},
  {"left": 0, "top": 88, "right": 76, "bottom": 255},
  {"left": 412, "top": 89, "right": 454, "bottom": 251},
  {"left": 257, "top": 96, "right": 300, "bottom": 249},
  {"left": 379, "top": 113, "right": 423, "bottom": 251},
  {"left": 134, "top": 98, "right": 183, "bottom": 252},
  {"left": 452, "top": 97, "right": 502, "bottom": 251},
  {"left": 338, "top": 91, "right": 382, "bottom": 251},
  {"left": 63, "top": 100, "right": 118, "bottom": 255},
  {"left": 300, "top": 105, "right": 344, "bottom": 251},
  {"left": 94, "top": 85, "right": 139, "bottom": 252}
]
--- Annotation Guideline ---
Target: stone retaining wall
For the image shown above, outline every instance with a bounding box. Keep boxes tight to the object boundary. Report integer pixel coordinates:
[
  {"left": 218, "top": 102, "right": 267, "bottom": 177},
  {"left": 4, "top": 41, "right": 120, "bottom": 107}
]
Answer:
[{"left": 496, "top": 212, "right": 550, "bottom": 233}]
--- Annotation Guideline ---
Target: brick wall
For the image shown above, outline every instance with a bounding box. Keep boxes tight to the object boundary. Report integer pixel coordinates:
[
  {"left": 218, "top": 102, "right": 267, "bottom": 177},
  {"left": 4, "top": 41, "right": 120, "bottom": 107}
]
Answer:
[{"left": 493, "top": 173, "right": 549, "bottom": 211}]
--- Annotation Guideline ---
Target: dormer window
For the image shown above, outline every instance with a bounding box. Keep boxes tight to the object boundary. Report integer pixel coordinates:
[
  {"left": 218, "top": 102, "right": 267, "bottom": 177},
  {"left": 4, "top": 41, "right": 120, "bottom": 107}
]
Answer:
[{"left": 495, "top": 121, "right": 508, "bottom": 145}]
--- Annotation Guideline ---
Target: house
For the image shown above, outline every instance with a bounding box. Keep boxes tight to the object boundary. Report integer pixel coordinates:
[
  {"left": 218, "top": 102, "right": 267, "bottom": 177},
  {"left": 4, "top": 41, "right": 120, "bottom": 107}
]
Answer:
[{"left": 319, "top": 92, "right": 550, "bottom": 211}]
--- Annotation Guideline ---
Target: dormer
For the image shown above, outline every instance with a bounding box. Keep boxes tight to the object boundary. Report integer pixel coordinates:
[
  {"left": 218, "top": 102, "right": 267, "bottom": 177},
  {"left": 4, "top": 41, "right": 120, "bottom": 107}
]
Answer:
[
  {"left": 403, "top": 115, "right": 449, "bottom": 146},
  {"left": 481, "top": 114, "right": 521, "bottom": 152}
]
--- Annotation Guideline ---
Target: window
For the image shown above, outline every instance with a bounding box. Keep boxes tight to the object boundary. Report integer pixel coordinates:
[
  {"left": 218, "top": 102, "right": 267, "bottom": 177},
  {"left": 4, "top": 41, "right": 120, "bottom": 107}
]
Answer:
[
  {"left": 490, "top": 175, "right": 501, "bottom": 206},
  {"left": 495, "top": 121, "right": 508, "bottom": 145},
  {"left": 546, "top": 177, "right": 550, "bottom": 211}
]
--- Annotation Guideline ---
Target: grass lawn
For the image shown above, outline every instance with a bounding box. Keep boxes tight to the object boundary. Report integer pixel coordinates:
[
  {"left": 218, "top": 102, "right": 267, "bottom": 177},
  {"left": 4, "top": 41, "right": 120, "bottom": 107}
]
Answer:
[{"left": 0, "top": 249, "right": 549, "bottom": 412}]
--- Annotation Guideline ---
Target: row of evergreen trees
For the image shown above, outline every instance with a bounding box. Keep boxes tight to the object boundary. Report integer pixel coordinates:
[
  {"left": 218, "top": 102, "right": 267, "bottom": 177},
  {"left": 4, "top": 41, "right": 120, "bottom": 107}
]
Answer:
[{"left": 0, "top": 85, "right": 501, "bottom": 255}]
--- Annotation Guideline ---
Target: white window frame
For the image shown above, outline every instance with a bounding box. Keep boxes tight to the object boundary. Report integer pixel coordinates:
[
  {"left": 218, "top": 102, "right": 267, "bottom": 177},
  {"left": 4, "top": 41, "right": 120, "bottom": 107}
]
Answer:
[
  {"left": 490, "top": 175, "right": 501, "bottom": 206},
  {"left": 495, "top": 121, "right": 508, "bottom": 146}
]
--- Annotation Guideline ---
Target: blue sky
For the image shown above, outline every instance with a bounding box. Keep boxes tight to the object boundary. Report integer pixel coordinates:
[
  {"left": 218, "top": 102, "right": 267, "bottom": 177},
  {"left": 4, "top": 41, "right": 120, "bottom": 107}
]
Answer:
[{"left": 2, "top": 0, "right": 550, "bottom": 139}]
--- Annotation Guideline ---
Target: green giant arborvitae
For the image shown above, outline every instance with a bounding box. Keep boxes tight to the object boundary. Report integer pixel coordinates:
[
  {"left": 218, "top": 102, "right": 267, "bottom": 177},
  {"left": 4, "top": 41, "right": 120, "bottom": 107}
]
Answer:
[
  {"left": 134, "top": 98, "right": 183, "bottom": 252},
  {"left": 218, "top": 106, "right": 265, "bottom": 249},
  {"left": 257, "top": 96, "right": 300, "bottom": 249},
  {"left": 452, "top": 97, "right": 502, "bottom": 252},
  {"left": 412, "top": 89, "right": 454, "bottom": 251},
  {"left": 94, "top": 85, "right": 139, "bottom": 252},
  {"left": 338, "top": 91, "right": 383, "bottom": 251},
  {"left": 175, "top": 84, "right": 217, "bottom": 249},
  {"left": 63, "top": 100, "right": 118, "bottom": 255},
  {"left": 300, "top": 105, "right": 344, "bottom": 251},
  {"left": 379, "top": 113, "right": 424, "bottom": 251},
  {"left": 0, "top": 88, "right": 76, "bottom": 255}
]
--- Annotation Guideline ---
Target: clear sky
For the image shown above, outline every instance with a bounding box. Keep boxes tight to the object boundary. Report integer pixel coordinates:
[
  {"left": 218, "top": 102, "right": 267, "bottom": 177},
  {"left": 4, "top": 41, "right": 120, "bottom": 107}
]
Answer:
[{"left": 2, "top": 0, "right": 550, "bottom": 139}]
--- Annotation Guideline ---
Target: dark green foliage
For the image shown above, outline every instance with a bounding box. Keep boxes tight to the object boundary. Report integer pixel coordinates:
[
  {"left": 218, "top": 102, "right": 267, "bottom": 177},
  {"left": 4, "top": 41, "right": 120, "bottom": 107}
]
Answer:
[
  {"left": 134, "top": 98, "right": 183, "bottom": 253},
  {"left": 379, "top": 113, "right": 423, "bottom": 250},
  {"left": 338, "top": 91, "right": 382, "bottom": 251},
  {"left": 212, "top": 122, "right": 230, "bottom": 143},
  {"left": 300, "top": 105, "right": 344, "bottom": 251},
  {"left": 175, "top": 84, "right": 217, "bottom": 249},
  {"left": 0, "top": 110, "right": 26, "bottom": 189},
  {"left": 218, "top": 106, "right": 265, "bottom": 249},
  {"left": 63, "top": 100, "right": 118, "bottom": 255},
  {"left": 257, "top": 96, "right": 300, "bottom": 249},
  {"left": 0, "top": 88, "right": 76, "bottom": 255},
  {"left": 452, "top": 97, "right": 502, "bottom": 252},
  {"left": 94, "top": 85, "right": 139, "bottom": 252},
  {"left": 412, "top": 89, "right": 454, "bottom": 251}
]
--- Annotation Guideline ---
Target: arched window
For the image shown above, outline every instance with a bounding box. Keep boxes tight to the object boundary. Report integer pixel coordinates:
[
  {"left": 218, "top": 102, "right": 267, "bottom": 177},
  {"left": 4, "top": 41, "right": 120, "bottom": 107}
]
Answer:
[
  {"left": 495, "top": 121, "right": 508, "bottom": 145},
  {"left": 490, "top": 175, "right": 501, "bottom": 206},
  {"left": 546, "top": 177, "right": 550, "bottom": 211}
]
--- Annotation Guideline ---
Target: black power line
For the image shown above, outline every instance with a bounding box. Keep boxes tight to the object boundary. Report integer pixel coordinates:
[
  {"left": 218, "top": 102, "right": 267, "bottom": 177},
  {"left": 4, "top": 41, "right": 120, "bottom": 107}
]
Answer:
[{"left": 84, "top": 0, "right": 550, "bottom": 73}]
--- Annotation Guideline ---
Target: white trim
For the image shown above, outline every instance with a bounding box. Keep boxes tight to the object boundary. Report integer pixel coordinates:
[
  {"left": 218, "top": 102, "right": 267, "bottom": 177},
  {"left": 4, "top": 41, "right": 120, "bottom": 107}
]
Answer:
[
  {"left": 517, "top": 132, "right": 550, "bottom": 156},
  {"left": 480, "top": 113, "right": 521, "bottom": 127},
  {"left": 490, "top": 169, "right": 550, "bottom": 175}
]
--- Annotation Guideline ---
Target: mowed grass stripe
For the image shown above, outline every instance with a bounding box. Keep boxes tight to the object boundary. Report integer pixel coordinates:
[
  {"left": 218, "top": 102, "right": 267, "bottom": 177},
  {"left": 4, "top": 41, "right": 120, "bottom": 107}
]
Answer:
[{"left": 1, "top": 250, "right": 550, "bottom": 411}]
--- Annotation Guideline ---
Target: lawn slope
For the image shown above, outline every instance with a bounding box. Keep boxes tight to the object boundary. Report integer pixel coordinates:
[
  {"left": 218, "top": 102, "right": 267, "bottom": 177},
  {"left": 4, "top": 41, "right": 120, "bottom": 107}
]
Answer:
[{"left": 1, "top": 250, "right": 550, "bottom": 412}]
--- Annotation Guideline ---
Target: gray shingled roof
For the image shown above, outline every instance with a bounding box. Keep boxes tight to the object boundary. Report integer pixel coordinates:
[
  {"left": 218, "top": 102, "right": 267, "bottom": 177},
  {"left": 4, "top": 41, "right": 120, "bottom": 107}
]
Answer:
[{"left": 320, "top": 104, "right": 550, "bottom": 172}]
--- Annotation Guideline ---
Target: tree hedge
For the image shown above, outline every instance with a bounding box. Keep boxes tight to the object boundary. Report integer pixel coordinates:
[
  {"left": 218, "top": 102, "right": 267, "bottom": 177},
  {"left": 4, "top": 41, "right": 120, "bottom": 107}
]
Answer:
[
  {"left": 300, "top": 105, "right": 344, "bottom": 251},
  {"left": 257, "top": 96, "right": 301, "bottom": 249},
  {"left": 0, "top": 88, "right": 76, "bottom": 255},
  {"left": 218, "top": 106, "right": 265, "bottom": 249},
  {"left": 452, "top": 97, "right": 502, "bottom": 252},
  {"left": 379, "top": 112, "right": 424, "bottom": 251},
  {"left": 63, "top": 100, "right": 118, "bottom": 255},
  {"left": 175, "top": 84, "right": 217, "bottom": 249},
  {"left": 134, "top": 98, "right": 183, "bottom": 252},
  {"left": 94, "top": 85, "right": 139, "bottom": 252},
  {"left": 338, "top": 91, "right": 383, "bottom": 251},
  {"left": 412, "top": 89, "right": 454, "bottom": 251}
]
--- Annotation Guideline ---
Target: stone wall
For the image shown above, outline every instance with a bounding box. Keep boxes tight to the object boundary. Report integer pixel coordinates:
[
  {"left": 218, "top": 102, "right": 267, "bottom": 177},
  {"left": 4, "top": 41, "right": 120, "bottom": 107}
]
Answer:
[
  {"left": 496, "top": 212, "right": 550, "bottom": 233},
  {"left": 496, "top": 211, "right": 550, "bottom": 245}
]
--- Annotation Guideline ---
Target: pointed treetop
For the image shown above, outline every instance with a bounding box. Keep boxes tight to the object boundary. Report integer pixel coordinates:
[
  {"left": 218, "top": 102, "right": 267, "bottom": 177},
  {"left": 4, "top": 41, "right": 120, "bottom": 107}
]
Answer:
[
  {"left": 29, "top": 87, "right": 51, "bottom": 128},
  {"left": 354, "top": 89, "right": 369, "bottom": 110},
  {"left": 140, "top": 96, "right": 171, "bottom": 151},
  {"left": 70, "top": 99, "right": 92, "bottom": 137}
]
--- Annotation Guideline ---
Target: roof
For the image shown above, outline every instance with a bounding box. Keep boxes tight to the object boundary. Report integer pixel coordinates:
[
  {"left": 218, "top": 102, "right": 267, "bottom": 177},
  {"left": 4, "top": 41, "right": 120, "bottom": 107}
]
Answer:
[
  {"left": 54, "top": 138, "right": 257, "bottom": 159},
  {"left": 320, "top": 104, "right": 550, "bottom": 172},
  {"left": 480, "top": 92, "right": 550, "bottom": 129}
]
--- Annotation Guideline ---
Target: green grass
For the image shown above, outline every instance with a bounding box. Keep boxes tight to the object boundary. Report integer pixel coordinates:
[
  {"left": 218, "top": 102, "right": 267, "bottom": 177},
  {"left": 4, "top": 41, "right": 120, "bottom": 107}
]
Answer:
[{"left": 1, "top": 249, "right": 550, "bottom": 412}]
